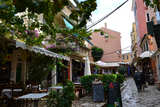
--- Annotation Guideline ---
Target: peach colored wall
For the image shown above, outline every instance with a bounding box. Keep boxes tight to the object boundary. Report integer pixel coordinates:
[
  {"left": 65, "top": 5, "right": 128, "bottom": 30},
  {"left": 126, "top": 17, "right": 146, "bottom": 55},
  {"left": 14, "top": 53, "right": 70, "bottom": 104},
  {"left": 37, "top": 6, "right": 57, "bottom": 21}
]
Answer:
[
  {"left": 89, "top": 27, "right": 121, "bottom": 62},
  {"left": 135, "top": 0, "right": 148, "bottom": 39}
]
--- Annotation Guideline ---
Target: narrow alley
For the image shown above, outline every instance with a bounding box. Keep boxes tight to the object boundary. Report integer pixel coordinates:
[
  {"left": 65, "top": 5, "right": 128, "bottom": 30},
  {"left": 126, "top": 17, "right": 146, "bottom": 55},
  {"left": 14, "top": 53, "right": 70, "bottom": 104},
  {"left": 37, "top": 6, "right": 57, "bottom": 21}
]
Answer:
[
  {"left": 122, "top": 78, "right": 160, "bottom": 107},
  {"left": 1, "top": 0, "right": 160, "bottom": 107}
]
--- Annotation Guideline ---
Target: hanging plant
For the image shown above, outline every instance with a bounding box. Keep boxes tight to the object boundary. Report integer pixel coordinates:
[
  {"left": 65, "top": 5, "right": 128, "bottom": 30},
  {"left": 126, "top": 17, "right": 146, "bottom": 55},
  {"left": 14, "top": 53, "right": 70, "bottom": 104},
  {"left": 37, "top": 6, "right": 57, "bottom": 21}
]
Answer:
[{"left": 91, "top": 46, "right": 103, "bottom": 62}]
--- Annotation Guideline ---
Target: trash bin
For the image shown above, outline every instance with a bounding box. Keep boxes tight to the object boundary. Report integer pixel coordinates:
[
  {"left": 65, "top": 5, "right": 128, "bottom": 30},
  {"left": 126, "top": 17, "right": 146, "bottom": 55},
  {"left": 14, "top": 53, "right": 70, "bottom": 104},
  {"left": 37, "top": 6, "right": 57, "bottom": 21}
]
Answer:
[
  {"left": 92, "top": 81, "right": 104, "bottom": 102},
  {"left": 107, "top": 82, "right": 122, "bottom": 107}
]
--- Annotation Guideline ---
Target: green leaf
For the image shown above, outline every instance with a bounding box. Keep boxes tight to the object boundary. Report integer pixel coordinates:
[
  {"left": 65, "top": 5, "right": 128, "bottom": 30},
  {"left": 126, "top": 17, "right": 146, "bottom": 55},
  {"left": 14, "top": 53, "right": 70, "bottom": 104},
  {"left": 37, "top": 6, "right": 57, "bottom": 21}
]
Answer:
[{"left": 91, "top": 46, "right": 104, "bottom": 62}]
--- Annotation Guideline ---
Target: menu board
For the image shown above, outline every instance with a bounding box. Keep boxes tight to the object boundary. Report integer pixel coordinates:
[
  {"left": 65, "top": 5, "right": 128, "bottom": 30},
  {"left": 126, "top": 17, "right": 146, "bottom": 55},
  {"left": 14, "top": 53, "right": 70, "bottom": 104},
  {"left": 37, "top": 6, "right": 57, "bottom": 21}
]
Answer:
[
  {"left": 108, "top": 82, "right": 122, "bottom": 106},
  {"left": 93, "top": 84, "right": 105, "bottom": 102}
]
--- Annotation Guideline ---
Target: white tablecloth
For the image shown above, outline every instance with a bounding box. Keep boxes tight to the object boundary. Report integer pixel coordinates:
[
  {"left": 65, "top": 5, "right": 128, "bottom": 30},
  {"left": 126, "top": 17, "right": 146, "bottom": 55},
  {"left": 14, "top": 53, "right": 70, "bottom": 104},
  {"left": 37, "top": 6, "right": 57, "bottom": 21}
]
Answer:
[
  {"left": 48, "top": 86, "right": 63, "bottom": 92},
  {"left": 16, "top": 93, "right": 48, "bottom": 100},
  {"left": 1, "top": 89, "right": 23, "bottom": 98},
  {"left": 49, "top": 86, "right": 63, "bottom": 89},
  {"left": 74, "top": 82, "right": 81, "bottom": 85}
]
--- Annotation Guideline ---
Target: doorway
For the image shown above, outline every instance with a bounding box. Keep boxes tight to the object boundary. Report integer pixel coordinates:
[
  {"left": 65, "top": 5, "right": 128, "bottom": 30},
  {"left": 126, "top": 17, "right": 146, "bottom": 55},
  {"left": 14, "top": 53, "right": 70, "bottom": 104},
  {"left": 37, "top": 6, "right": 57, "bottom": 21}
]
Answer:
[{"left": 16, "top": 63, "right": 22, "bottom": 83}]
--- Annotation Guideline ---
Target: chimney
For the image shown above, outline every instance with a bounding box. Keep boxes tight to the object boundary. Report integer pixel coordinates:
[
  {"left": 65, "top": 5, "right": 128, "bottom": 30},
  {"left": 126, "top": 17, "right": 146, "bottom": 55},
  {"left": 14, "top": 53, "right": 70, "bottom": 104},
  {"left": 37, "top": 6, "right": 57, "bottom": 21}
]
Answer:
[{"left": 104, "top": 23, "right": 107, "bottom": 28}]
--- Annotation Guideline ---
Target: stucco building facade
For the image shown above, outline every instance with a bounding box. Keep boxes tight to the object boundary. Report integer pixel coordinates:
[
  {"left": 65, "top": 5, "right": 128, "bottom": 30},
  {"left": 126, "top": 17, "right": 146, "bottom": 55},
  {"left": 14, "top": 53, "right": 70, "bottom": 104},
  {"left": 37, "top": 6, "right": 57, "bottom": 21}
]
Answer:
[
  {"left": 122, "top": 52, "right": 132, "bottom": 63},
  {"left": 89, "top": 24, "right": 121, "bottom": 63}
]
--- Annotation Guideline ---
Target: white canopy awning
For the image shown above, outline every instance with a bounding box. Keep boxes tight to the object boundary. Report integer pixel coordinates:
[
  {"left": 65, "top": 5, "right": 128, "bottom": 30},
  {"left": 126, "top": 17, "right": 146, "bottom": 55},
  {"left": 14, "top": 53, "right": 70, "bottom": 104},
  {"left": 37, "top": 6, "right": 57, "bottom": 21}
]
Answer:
[
  {"left": 95, "top": 61, "right": 120, "bottom": 67},
  {"left": 16, "top": 41, "right": 70, "bottom": 61},
  {"left": 84, "top": 56, "right": 91, "bottom": 75},
  {"left": 118, "top": 62, "right": 130, "bottom": 65},
  {"left": 140, "top": 51, "right": 155, "bottom": 59}
]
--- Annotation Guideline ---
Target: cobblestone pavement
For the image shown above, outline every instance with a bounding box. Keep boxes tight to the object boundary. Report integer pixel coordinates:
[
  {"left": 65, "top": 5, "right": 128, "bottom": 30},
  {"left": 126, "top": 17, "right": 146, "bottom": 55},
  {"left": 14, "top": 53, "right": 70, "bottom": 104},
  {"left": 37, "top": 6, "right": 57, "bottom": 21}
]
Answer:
[
  {"left": 72, "top": 96, "right": 106, "bottom": 107},
  {"left": 122, "top": 78, "right": 160, "bottom": 107}
]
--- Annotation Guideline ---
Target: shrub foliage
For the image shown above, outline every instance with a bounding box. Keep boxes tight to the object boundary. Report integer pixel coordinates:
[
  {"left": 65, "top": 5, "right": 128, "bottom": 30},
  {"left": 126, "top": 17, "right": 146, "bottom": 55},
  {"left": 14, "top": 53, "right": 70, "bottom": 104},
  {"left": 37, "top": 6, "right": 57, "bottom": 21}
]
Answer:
[
  {"left": 47, "top": 81, "right": 75, "bottom": 107},
  {"left": 80, "top": 74, "right": 125, "bottom": 94}
]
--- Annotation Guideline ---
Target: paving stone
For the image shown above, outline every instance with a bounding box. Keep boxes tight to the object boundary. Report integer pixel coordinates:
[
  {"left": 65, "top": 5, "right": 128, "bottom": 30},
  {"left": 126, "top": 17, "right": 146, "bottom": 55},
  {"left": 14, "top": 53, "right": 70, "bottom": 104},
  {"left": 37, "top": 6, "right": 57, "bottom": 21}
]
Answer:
[
  {"left": 72, "top": 96, "right": 106, "bottom": 107},
  {"left": 122, "top": 78, "right": 160, "bottom": 107}
]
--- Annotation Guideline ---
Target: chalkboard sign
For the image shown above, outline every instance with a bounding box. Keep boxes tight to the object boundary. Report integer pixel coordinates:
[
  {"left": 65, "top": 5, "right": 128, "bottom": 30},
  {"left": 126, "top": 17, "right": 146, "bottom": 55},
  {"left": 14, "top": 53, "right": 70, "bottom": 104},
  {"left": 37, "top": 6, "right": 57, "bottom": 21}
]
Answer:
[
  {"left": 107, "top": 82, "right": 122, "bottom": 107},
  {"left": 92, "top": 84, "right": 104, "bottom": 102},
  {"left": 108, "top": 83, "right": 116, "bottom": 104}
]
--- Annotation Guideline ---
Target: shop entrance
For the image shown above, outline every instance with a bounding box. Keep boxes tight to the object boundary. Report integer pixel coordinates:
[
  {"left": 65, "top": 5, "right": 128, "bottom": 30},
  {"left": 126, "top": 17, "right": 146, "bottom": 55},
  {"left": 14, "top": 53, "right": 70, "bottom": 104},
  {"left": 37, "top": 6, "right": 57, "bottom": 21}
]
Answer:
[
  {"left": 0, "top": 62, "right": 11, "bottom": 83},
  {"left": 72, "top": 59, "right": 84, "bottom": 82},
  {"left": 16, "top": 63, "right": 22, "bottom": 83}
]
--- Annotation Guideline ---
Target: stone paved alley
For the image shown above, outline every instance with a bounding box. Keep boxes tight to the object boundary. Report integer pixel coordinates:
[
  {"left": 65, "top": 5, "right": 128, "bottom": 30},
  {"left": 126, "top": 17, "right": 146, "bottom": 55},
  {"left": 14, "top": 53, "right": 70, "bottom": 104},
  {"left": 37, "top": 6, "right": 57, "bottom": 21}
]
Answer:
[{"left": 122, "top": 78, "right": 160, "bottom": 107}]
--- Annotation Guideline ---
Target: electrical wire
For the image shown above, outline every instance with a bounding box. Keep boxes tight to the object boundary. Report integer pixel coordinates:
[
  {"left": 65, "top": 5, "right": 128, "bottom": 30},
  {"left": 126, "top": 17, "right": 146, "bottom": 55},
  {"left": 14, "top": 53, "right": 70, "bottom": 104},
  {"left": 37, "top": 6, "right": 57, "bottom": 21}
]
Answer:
[
  {"left": 102, "top": 45, "right": 131, "bottom": 53},
  {"left": 89, "top": 45, "right": 131, "bottom": 56},
  {"left": 84, "top": 0, "right": 133, "bottom": 57},
  {"left": 87, "top": 0, "right": 129, "bottom": 30}
]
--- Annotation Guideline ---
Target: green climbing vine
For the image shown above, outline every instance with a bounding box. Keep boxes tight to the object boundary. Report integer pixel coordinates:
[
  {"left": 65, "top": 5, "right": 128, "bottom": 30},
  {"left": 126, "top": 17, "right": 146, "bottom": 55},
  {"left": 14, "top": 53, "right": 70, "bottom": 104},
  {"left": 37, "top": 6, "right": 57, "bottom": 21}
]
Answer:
[
  {"left": 144, "top": 0, "right": 160, "bottom": 10},
  {"left": 0, "top": 0, "right": 97, "bottom": 49}
]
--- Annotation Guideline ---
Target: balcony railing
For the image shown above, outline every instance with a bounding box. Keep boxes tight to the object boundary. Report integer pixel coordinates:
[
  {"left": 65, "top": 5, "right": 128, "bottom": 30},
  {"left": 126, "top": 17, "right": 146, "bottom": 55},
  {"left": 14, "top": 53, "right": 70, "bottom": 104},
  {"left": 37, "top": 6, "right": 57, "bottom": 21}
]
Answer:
[
  {"left": 55, "top": 41, "right": 89, "bottom": 57},
  {"left": 68, "top": 43, "right": 89, "bottom": 57}
]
